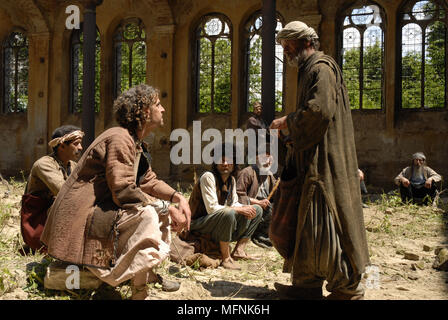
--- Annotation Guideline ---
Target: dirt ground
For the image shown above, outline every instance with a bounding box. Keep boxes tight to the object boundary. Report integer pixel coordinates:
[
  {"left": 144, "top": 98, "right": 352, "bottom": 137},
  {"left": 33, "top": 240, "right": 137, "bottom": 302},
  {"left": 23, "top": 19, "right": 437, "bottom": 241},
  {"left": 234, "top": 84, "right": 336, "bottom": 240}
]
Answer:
[{"left": 0, "top": 179, "right": 447, "bottom": 300}]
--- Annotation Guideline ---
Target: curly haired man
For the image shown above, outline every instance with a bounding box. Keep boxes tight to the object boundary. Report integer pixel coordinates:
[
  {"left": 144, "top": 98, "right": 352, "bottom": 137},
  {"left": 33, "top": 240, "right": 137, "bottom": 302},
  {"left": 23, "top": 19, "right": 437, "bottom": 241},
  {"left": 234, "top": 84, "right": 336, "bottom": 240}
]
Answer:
[{"left": 41, "top": 85, "right": 191, "bottom": 299}]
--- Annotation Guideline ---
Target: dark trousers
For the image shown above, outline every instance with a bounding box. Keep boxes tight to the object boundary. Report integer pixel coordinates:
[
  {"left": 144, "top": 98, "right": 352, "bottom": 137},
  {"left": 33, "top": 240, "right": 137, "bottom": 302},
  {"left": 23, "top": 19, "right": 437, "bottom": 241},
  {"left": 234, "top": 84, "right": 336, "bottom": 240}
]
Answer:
[
  {"left": 252, "top": 203, "right": 273, "bottom": 239},
  {"left": 399, "top": 182, "right": 438, "bottom": 204}
]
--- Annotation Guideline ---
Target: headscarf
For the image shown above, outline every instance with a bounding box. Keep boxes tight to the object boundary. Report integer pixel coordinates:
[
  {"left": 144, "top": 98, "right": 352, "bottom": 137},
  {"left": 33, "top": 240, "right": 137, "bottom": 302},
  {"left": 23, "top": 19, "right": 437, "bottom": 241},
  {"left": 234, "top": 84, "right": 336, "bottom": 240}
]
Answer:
[
  {"left": 48, "top": 130, "right": 85, "bottom": 148},
  {"left": 276, "top": 21, "right": 318, "bottom": 44},
  {"left": 412, "top": 152, "right": 426, "bottom": 161}
]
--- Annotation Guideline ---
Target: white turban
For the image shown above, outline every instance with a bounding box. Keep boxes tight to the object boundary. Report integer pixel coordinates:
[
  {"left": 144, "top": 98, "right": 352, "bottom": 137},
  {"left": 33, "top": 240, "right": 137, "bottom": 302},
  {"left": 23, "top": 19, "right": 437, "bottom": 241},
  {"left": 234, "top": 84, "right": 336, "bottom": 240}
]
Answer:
[
  {"left": 276, "top": 21, "right": 318, "bottom": 44},
  {"left": 412, "top": 152, "right": 426, "bottom": 161},
  {"left": 48, "top": 130, "right": 85, "bottom": 148}
]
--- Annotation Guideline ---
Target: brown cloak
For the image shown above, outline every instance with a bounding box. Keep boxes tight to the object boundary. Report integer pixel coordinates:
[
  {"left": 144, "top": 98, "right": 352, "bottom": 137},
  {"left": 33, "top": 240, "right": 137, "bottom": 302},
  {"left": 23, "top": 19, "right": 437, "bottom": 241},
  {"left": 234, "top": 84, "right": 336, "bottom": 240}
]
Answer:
[{"left": 285, "top": 51, "right": 370, "bottom": 275}]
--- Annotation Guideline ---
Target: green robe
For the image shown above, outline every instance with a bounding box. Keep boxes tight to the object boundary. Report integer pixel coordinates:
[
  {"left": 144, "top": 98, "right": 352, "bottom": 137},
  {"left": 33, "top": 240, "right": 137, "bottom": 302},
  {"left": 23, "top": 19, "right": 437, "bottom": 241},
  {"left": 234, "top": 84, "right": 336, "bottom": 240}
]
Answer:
[{"left": 285, "top": 51, "right": 370, "bottom": 276}]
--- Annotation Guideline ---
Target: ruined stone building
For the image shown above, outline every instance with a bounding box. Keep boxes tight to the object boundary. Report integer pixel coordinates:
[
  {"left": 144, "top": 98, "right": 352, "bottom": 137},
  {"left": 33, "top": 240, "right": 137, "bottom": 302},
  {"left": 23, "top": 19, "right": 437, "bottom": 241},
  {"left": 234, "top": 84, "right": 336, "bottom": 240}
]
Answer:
[{"left": 0, "top": 0, "right": 447, "bottom": 190}]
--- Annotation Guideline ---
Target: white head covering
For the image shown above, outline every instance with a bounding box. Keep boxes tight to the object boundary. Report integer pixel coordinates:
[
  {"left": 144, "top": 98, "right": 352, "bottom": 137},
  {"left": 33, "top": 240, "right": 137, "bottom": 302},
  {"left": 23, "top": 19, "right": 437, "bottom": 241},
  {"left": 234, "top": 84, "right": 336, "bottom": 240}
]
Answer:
[
  {"left": 412, "top": 152, "right": 426, "bottom": 161},
  {"left": 48, "top": 130, "right": 85, "bottom": 148},
  {"left": 276, "top": 21, "right": 318, "bottom": 44}
]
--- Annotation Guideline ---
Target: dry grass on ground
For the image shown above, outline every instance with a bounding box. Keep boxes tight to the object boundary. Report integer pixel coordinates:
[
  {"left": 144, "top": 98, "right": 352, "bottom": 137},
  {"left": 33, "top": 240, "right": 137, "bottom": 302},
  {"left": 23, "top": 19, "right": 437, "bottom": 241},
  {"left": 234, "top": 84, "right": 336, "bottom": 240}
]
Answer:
[{"left": 0, "top": 178, "right": 447, "bottom": 300}]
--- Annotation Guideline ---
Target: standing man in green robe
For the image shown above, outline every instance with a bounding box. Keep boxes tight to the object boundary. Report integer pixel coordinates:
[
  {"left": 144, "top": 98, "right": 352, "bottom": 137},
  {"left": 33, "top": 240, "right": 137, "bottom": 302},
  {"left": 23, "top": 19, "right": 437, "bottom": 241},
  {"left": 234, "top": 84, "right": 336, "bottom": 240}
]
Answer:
[{"left": 270, "top": 21, "right": 370, "bottom": 300}]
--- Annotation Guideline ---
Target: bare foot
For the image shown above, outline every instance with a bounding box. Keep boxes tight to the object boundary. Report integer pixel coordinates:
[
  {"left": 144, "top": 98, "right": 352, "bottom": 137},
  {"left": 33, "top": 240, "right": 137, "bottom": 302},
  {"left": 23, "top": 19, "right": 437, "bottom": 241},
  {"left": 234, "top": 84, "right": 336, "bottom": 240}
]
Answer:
[
  {"left": 231, "top": 250, "right": 259, "bottom": 261},
  {"left": 221, "top": 258, "right": 241, "bottom": 270}
]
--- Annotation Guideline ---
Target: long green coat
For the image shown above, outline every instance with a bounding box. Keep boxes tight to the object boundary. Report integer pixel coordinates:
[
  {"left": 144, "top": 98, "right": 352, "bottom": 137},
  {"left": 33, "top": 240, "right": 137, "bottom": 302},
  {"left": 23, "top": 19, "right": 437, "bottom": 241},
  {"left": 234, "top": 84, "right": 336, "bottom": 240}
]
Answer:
[{"left": 285, "top": 51, "right": 370, "bottom": 275}]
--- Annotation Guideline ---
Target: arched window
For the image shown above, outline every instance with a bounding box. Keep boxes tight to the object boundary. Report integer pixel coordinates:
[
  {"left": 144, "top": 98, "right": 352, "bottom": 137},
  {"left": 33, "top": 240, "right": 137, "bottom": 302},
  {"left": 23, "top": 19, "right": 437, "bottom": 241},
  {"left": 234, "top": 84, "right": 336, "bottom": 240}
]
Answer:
[
  {"left": 2, "top": 30, "right": 28, "bottom": 113},
  {"left": 244, "top": 11, "right": 284, "bottom": 113},
  {"left": 114, "top": 18, "right": 146, "bottom": 98},
  {"left": 399, "top": 0, "right": 447, "bottom": 109},
  {"left": 70, "top": 26, "right": 101, "bottom": 113},
  {"left": 193, "top": 14, "right": 232, "bottom": 113},
  {"left": 340, "top": 2, "right": 385, "bottom": 110}
]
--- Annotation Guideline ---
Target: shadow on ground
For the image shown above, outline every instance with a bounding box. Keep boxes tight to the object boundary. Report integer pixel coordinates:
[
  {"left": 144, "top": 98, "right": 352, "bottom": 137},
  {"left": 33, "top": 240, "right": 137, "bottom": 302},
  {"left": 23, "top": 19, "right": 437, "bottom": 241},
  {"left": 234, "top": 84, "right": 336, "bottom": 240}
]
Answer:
[{"left": 201, "top": 280, "right": 278, "bottom": 299}]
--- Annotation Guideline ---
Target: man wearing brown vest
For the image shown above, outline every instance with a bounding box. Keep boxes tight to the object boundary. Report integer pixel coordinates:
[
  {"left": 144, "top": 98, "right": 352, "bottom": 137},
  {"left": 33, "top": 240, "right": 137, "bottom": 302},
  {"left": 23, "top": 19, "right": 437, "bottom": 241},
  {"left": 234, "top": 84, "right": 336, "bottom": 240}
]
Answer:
[
  {"left": 188, "top": 144, "right": 263, "bottom": 270},
  {"left": 237, "top": 150, "right": 277, "bottom": 248}
]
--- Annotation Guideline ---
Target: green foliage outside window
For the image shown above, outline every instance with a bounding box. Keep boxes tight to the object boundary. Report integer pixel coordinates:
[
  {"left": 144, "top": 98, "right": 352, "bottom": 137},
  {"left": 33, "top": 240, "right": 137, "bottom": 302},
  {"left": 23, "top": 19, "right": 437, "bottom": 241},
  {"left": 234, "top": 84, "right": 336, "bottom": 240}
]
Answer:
[
  {"left": 71, "top": 30, "right": 101, "bottom": 113},
  {"left": 3, "top": 32, "right": 28, "bottom": 113},
  {"left": 400, "top": 0, "right": 446, "bottom": 109}
]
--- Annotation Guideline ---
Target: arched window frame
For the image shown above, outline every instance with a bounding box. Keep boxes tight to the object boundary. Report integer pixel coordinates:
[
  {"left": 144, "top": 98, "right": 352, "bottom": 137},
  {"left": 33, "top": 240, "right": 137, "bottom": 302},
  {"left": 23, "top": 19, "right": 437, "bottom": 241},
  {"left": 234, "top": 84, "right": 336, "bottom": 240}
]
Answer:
[
  {"left": 243, "top": 10, "right": 285, "bottom": 113},
  {"left": 338, "top": 1, "right": 386, "bottom": 111},
  {"left": 192, "top": 13, "right": 233, "bottom": 114},
  {"left": 2, "top": 29, "right": 29, "bottom": 113},
  {"left": 397, "top": 0, "right": 448, "bottom": 110},
  {"left": 113, "top": 18, "right": 147, "bottom": 98},
  {"left": 69, "top": 24, "right": 101, "bottom": 113}
]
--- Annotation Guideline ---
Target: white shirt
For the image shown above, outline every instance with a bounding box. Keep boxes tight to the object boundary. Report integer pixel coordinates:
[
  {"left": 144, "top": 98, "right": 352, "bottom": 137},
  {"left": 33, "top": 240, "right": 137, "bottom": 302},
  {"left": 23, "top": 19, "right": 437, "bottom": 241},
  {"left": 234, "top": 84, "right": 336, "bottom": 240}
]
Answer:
[{"left": 200, "top": 172, "right": 243, "bottom": 215}]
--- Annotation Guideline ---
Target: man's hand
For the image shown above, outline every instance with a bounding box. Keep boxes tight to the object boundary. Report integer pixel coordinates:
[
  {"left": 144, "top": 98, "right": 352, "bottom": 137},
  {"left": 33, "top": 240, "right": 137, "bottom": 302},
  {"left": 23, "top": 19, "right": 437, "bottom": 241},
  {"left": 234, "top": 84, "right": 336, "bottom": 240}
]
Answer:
[
  {"left": 425, "top": 178, "right": 432, "bottom": 189},
  {"left": 251, "top": 198, "right": 270, "bottom": 210},
  {"left": 401, "top": 177, "right": 410, "bottom": 187},
  {"left": 234, "top": 205, "right": 257, "bottom": 219},
  {"left": 169, "top": 206, "right": 187, "bottom": 233},
  {"left": 172, "top": 192, "right": 192, "bottom": 231},
  {"left": 269, "top": 116, "right": 288, "bottom": 130}
]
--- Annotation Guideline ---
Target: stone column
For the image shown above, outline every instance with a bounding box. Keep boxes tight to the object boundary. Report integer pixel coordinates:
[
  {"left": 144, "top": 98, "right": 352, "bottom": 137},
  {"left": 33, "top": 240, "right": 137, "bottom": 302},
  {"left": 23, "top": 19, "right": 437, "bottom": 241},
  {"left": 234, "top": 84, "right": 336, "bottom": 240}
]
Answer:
[
  {"left": 27, "top": 32, "right": 50, "bottom": 168},
  {"left": 148, "top": 24, "right": 176, "bottom": 179},
  {"left": 81, "top": 0, "right": 102, "bottom": 149},
  {"left": 262, "top": 0, "right": 276, "bottom": 126}
]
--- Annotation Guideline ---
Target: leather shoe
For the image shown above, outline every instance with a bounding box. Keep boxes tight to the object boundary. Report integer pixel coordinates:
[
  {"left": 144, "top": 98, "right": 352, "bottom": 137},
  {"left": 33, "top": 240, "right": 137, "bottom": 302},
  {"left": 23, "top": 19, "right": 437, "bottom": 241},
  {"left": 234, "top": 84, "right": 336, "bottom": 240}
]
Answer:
[
  {"left": 252, "top": 238, "right": 270, "bottom": 248},
  {"left": 156, "top": 274, "right": 181, "bottom": 292},
  {"left": 257, "top": 236, "right": 273, "bottom": 247}
]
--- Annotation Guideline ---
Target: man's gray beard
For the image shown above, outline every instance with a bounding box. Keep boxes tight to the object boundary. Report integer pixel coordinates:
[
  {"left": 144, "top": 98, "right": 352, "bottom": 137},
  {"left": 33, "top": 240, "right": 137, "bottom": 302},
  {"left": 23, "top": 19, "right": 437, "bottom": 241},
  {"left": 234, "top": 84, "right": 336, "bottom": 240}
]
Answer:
[{"left": 286, "top": 48, "right": 309, "bottom": 68}]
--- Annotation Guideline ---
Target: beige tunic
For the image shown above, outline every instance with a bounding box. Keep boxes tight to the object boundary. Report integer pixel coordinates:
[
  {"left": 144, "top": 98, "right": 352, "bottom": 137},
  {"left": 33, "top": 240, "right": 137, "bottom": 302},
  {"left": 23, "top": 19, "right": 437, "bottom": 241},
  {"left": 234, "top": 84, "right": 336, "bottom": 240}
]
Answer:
[
  {"left": 26, "top": 155, "right": 75, "bottom": 199},
  {"left": 394, "top": 165, "right": 442, "bottom": 186},
  {"left": 41, "top": 127, "right": 176, "bottom": 269}
]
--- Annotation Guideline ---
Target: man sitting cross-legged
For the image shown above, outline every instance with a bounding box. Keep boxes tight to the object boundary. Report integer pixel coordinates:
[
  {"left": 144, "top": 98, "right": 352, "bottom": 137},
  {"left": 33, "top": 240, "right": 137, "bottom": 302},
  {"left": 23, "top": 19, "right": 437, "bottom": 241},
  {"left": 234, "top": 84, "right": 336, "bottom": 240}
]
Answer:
[
  {"left": 188, "top": 144, "right": 263, "bottom": 270},
  {"left": 41, "top": 85, "right": 191, "bottom": 300}
]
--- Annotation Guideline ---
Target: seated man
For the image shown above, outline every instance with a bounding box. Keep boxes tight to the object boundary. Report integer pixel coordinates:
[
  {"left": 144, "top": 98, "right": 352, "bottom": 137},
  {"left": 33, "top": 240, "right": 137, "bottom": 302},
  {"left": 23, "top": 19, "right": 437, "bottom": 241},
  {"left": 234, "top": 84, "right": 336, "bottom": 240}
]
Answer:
[
  {"left": 20, "top": 125, "right": 84, "bottom": 253},
  {"left": 394, "top": 152, "right": 442, "bottom": 204},
  {"left": 41, "top": 85, "right": 191, "bottom": 300},
  {"left": 188, "top": 144, "right": 263, "bottom": 270},
  {"left": 237, "top": 150, "right": 277, "bottom": 248}
]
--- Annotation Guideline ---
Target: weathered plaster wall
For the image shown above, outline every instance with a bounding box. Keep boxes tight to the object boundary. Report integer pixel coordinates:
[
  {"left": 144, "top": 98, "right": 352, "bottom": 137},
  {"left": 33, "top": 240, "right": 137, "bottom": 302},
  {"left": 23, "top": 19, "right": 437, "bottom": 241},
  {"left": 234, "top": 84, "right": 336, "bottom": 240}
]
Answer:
[
  {"left": 0, "top": 1, "right": 50, "bottom": 174},
  {"left": 0, "top": 0, "right": 447, "bottom": 191}
]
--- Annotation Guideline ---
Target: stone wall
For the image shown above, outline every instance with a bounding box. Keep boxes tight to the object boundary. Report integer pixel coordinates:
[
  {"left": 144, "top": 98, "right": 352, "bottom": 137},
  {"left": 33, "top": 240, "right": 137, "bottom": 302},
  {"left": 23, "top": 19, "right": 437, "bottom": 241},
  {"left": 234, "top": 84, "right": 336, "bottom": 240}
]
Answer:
[{"left": 0, "top": 0, "right": 447, "bottom": 191}]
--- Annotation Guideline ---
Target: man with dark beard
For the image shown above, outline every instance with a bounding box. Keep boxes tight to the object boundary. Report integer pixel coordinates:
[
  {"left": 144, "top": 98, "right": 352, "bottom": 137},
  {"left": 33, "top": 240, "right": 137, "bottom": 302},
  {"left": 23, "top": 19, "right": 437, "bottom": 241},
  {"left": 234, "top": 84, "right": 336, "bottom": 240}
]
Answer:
[
  {"left": 394, "top": 152, "right": 442, "bottom": 204},
  {"left": 270, "top": 21, "right": 370, "bottom": 300}
]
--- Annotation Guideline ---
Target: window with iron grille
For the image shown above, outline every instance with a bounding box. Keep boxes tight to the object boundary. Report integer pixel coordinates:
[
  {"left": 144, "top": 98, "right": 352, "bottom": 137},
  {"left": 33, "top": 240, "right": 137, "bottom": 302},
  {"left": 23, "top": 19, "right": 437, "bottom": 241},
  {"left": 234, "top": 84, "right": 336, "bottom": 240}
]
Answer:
[
  {"left": 193, "top": 14, "right": 232, "bottom": 113},
  {"left": 113, "top": 18, "right": 146, "bottom": 98},
  {"left": 399, "top": 0, "right": 447, "bottom": 109},
  {"left": 70, "top": 26, "right": 101, "bottom": 113},
  {"left": 244, "top": 11, "right": 285, "bottom": 113},
  {"left": 2, "top": 30, "right": 28, "bottom": 113},
  {"left": 339, "top": 2, "right": 385, "bottom": 110}
]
